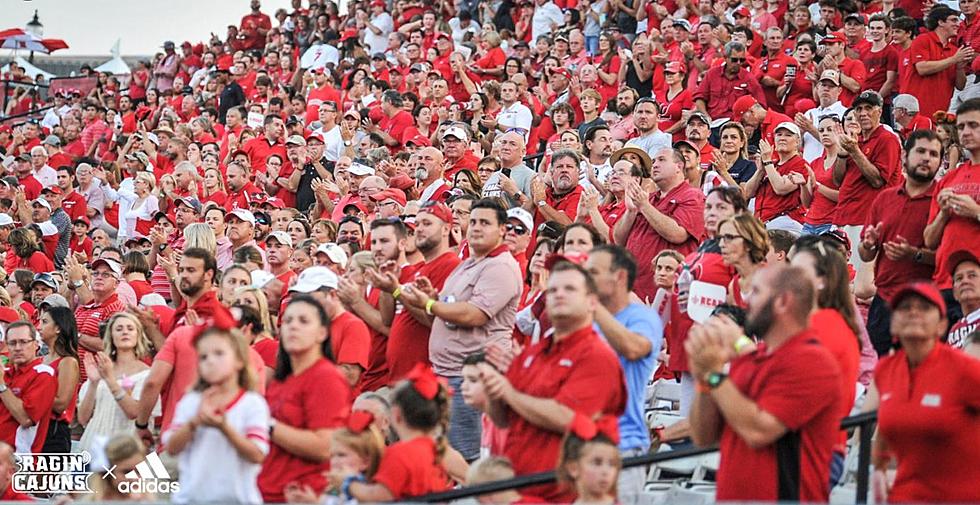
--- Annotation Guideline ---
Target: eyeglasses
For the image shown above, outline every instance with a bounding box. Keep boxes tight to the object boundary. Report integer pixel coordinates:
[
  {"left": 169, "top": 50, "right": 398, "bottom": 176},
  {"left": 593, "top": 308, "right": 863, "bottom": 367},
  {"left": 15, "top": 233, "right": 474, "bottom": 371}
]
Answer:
[
  {"left": 92, "top": 271, "right": 117, "bottom": 279},
  {"left": 718, "top": 234, "right": 744, "bottom": 243},
  {"left": 506, "top": 223, "right": 529, "bottom": 235},
  {"left": 6, "top": 340, "right": 35, "bottom": 348}
]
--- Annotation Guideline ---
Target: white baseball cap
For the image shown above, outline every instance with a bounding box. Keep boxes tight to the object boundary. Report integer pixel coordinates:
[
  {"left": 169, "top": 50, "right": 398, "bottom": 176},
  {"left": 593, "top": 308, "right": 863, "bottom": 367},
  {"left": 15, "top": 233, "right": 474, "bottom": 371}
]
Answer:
[
  {"left": 506, "top": 207, "right": 534, "bottom": 231},
  {"left": 226, "top": 208, "right": 256, "bottom": 226},
  {"left": 315, "top": 243, "right": 348, "bottom": 266},
  {"left": 251, "top": 270, "right": 277, "bottom": 288},
  {"left": 347, "top": 162, "right": 376, "bottom": 176},
  {"left": 0, "top": 213, "right": 13, "bottom": 227},
  {"left": 265, "top": 230, "right": 293, "bottom": 248},
  {"left": 441, "top": 126, "right": 469, "bottom": 141},
  {"left": 289, "top": 266, "right": 339, "bottom": 292},
  {"left": 33, "top": 198, "right": 52, "bottom": 212},
  {"left": 91, "top": 258, "right": 123, "bottom": 278},
  {"left": 774, "top": 121, "right": 802, "bottom": 138}
]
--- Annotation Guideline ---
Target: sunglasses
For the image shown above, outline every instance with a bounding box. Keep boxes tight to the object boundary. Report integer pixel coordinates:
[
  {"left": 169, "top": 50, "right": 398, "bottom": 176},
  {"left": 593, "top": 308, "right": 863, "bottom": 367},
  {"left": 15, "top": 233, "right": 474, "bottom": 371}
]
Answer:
[
  {"left": 729, "top": 57, "right": 746, "bottom": 64},
  {"left": 718, "top": 234, "right": 743, "bottom": 243},
  {"left": 506, "top": 223, "right": 529, "bottom": 235}
]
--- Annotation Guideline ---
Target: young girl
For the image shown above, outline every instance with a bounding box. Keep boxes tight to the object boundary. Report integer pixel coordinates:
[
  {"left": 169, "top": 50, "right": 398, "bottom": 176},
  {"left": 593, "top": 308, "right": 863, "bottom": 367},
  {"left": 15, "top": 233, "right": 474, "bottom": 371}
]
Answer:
[
  {"left": 559, "top": 414, "right": 622, "bottom": 505},
  {"left": 164, "top": 327, "right": 270, "bottom": 504},
  {"left": 285, "top": 411, "right": 386, "bottom": 504},
  {"left": 342, "top": 363, "right": 451, "bottom": 501}
]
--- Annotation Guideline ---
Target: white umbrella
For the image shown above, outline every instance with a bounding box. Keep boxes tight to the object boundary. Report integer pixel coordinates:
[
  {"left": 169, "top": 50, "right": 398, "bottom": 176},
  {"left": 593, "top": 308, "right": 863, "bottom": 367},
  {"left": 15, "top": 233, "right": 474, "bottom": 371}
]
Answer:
[{"left": 0, "top": 28, "right": 68, "bottom": 54}]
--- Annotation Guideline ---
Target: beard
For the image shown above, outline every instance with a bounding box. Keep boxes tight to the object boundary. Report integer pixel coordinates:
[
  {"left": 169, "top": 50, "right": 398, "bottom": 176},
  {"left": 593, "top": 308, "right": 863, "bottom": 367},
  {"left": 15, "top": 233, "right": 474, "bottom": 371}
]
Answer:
[
  {"left": 415, "top": 168, "right": 429, "bottom": 180},
  {"left": 617, "top": 103, "right": 634, "bottom": 116},
  {"left": 744, "top": 295, "right": 777, "bottom": 340},
  {"left": 415, "top": 233, "right": 440, "bottom": 253},
  {"left": 179, "top": 278, "right": 205, "bottom": 298},
  {"left": 905, "top": 165, "right": 935, "bottom": 183}
]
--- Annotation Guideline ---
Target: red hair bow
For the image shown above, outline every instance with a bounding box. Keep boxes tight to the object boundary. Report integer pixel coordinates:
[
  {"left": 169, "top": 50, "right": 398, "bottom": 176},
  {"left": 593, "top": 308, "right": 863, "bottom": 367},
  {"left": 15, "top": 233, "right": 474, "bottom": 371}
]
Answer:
[
  {"left": 347, "top": 410, "right": 375, "bottom": 433},
  {"left": 406, "top": 363, "right": 441, "bottom": 400},
  {"left": 191, "top": 303, "right": 239, "bottom": 342},
  {"left": 568, "top": 413, "right": 620, "bottom": 445}
]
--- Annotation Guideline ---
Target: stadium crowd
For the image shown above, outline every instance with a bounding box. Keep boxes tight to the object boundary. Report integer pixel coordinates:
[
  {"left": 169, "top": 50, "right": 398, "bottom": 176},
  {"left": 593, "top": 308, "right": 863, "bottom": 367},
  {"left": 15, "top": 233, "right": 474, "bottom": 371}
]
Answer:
[{"left": 1, "top": 0, "right": 980, "bottom": 502}]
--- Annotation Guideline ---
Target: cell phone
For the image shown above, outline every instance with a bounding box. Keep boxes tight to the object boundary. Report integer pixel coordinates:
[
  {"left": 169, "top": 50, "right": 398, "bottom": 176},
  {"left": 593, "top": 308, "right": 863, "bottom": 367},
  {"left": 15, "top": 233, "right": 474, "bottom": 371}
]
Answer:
[
  {"left": 785, "top": 64, "right": 797, "bottom": 79},
  {"left": 747, "top": 145, "right": 760, "bottom": 156}
]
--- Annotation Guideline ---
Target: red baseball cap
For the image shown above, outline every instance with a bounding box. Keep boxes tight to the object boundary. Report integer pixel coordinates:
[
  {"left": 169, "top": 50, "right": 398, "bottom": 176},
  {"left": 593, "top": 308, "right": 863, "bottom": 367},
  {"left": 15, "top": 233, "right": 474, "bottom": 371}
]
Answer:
[
  {"left": 890, "top": 281, "right": 947, "bottom": 313},
  {"left": 733, "top": 6, "right": 751, "bottom": 17},
  {"left": 41, "top": 186, "right": 64, "bottom": 195},
  {"left": 544, "top": 251, "right": 589, "bottom": 271},
  {"left": 0, "top": 306, "right": 19, "bottom": 324},
  {"left": 370, "top": 0, "right": 386, "bottom": 7},
  {"left": 340, "top": 28, "right": 359, "bottom": 42},
  {"left": 731, "top": 95, "right": 759, "bottom": 121},
  {"left": 664, "top": 61, "right": 687, "bottom": 74},
  {"left": 435, "top": 32, "right": 452, "bottom": 42},
  {"left": 405, "top": 134, "right": 431, "bottom": 147},
  {"left": 73, "top": 215, "right": 90, "bottom": 226},
  {"left": 948, "top": 249, "right": 980, "bottom": 275},
  {"left": 305, "top": 131, "right": 324, "bottom": 143},
  {"left": 263, "top": 197, "right": 286, "bottom": 209},
  {"left": 821, "top": 31, "right": 846, "bottom": 45},
  {"left": 419, "top": 201, "right": 453, "bottom": 225},
  {"left": 551, "top": 68, "right": 572, "bottom": 79},
  {"left": 369, "top": 188, "right": 408, "bottom": 207},
  {"left": 154, "top": 211, "right": 177, "bottom": 226}
]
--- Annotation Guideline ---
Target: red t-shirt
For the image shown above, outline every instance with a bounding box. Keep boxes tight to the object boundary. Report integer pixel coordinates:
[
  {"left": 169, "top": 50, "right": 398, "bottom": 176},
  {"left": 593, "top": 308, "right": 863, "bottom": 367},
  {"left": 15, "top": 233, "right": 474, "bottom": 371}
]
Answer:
[
  {"left": 900, "top": 114, "right": 934, "bottom": 139},
  {"left": 838, "top": 57, "right": 867, "bottom": 107},
  {"left": 386, "top": 252, "right": 462, "bottom": 383},
  {"left": 380, "top": 110, "right": 414, "bottom": 149},
  {"left": 755, "top": 155, "right": 808, "bottom": 223},
  {"left": 329, "top": 311, "right": 370, "bottom": 371},
  {"left": 626, "top": 182, "right": 706, "bottom": 302},
  {"left": 224, "top": 181, "right": 265, "bottom": 212},
  {"left": 863, "top": 184, "right": 935, "bottom": 302},
  {"left": 658, "top": 88, "right": 695, "bottom": 142},
  {"left": 258, "top": 359, "right": 351, "bottom": 503},
  {"left": 803, "top": 154, "right": 839, "bottom": 225},
  {"left": 716, "top": 329, "right": 842, "bottom": 502},
  {"left": 372, "top": 437, "right": 451, "bottom": 499},
  {"left": 18, "top": 175, "right": 42, "bottom": 201},
  {"left": 252, "top": 338, "right": 279, "bottom": 368},
  {"left": 874, "top": 344, "right": 980, "bottom": 504},
  {"left": 243, "top": 136, "right": 287, "bottom": 174},
  {"left": 929, "top": 162, "right": 980, "bottom": 288},
  {"left": 834, "top": 125, "right": 902, "bottom": 225},
  {"left": 809, "top": 309, "right": 860, "bottom": 452},
  {"left": 504, "top": 324, "right": 626, "bottom": 503},
  {"left": 905, "top": 31, "right": 959, "bottom": 117},
  {"left": 861, "top": 44, "right": 899, "bottom": 97},
  {"left": 69, "top": 235, "right": 94, "bottom": 262},
  {"left": 61, "top": 191, "right": 88, "bottom": 222},
  {"left": 304, "top": 85, "right": 342, "bottom": 124},
  {"left": 358, "top": 287, "right": 388, "bottom": 393},
  {"left": 0, "top": 358, "right": 56, "bottom": 452}
]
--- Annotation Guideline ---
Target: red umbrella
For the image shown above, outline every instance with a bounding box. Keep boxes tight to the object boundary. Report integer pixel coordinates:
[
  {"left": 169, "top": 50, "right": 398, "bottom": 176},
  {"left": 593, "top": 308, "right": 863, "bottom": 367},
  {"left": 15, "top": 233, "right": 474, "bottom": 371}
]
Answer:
[{"left": 0, "top": 28, "right": 68, "bottom": 54}]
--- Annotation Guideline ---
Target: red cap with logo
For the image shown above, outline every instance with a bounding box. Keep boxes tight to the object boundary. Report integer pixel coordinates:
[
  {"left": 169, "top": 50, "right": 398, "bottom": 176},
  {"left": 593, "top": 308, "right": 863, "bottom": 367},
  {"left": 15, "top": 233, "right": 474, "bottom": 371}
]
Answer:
[
  {"left": 419, "top": 201, "right": 454, "bottom": 225},
  {"left": 731, "top": 95, "right": 759, "bottom": 120}
]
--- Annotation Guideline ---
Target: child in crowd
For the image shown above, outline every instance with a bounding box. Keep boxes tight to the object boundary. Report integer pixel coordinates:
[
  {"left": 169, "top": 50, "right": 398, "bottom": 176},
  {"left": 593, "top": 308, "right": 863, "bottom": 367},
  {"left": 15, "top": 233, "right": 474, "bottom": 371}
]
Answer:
[
  {"left": 466, "top": 456, "right": 532, "bottom": 505},
  {"left": 461, "top": 352, "right": 508, "bottom": 458},
  {"left": 69, "top": 216, "right": 94, "bottom": 262},
  {"left": 341, "top": 363, "right": 452, "bottom": 501},
  {"left": 559, "top": 414, "right": 622, "bottom": 505},
  {"left": 164, "top": 327, "right": 270, "bottom": 504},
  {"left": 651, "top": 250, "right": 684, "bottom": 383}
]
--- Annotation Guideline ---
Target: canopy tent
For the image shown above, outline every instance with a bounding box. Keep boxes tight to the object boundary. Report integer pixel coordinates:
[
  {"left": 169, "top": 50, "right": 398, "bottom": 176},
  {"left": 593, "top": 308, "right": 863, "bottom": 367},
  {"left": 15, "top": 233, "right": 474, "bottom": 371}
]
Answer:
[
  {"left": 94, "top": 40, "right": 131, "bottom": 76},
  {"left": 1, "top": 56, "right": 55, "bottom": 80},
  {"left": 0, "top": 28, "right": 68, "bottom": 54}
]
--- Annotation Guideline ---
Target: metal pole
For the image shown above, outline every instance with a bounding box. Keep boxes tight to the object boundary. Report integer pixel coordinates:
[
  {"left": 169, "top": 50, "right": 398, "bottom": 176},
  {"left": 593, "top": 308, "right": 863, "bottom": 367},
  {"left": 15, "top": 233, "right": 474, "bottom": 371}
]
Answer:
[{"left": 855, "top": 417, "right": 876, "bottom": 504}]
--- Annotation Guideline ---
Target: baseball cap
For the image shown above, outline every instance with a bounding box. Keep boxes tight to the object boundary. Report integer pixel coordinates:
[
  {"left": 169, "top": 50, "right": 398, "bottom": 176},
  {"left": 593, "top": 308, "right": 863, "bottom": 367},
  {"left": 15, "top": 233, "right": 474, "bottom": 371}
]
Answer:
[
  {"left": 92, "top": 258, "right": 123, "bottom": 278},
  {"left": 673, "top": 19, "right": 692, "bottom": 31},
  {"left": 163, "top": 41, "right": 175, "bottom": 50},
  {"left": 818, "top": 69, "right": 841, "bottom": 86},
  {"left": 251, "top": 270, "right": 276, "bottom": 289},
  {"left": 369, "top": 188, "right": 407, "bottom": 207},
  {"left": 343, "top": 108, "right": 361, "bottom": 121},
  {"left": 0, "top": 307, "right": 19, "bottom": 324},
  {"left": 285, "top": 116, "right": 302, "bottom": 128},
  {"left": 731, "top": 95, "right": 759, "bottom": 120},
  {"left": 774, "top": 121, "right": 802, "bottom": 137},
  {"left": 506, "top": 208, "right": 534, "bottom": 231},
  {"left": 0, "top": 213, "right": 13, "bottom": 227},
  {"left": 418, "top": 201, "right": 454, "bottom": 224},
  {"left": 286, "top": 135, "right": 307, "bottom": 147},
  {"left": 733, "top": 6, "right": 751, "bottom": 18},
  {"left": 305, "top": 131, "right": 324, "bottom": 143},
  {"left": 550, "top": 68, "right": 572, "bottom": 80},
  {"left": 226, "top": 208, "right": 256, "bottom": 226},
  {"left": 544, "top": 251, "right": 590, "bottom": 271},
  {"left": 154, "top": 211, "right": 177, "bottom": 226},
  {"left": 32, "top": 273, "right": 59, "bottom": 291},
  {"left": 948, "top": 250, "right": 980, "bottom": 275},
  {"left": 892, "top": 94, "right": 920, "bottom": 113},
  {"left": 890, "top": 281, "right": 946, "bottom": 313},
  {"left": 40, "top": 294, "right": 70, "bottom": 309},
  {"left": 42, "top": 135, "right": 62, "bottom": 147},
  {"left": 315, "top": 243, "right": 349, "bottom": 266},
  {"left": 262, "top": 197, "right": 286, "bottom": 209},
  {"left": 143, "top": 132, "right": 160, "bottom": 146},
  {"left": 554, "top": 32, "right": 569, "bottom": 43},
  {"left": 33, "top": 198, "right": 51, "bottom": 212},
  {"left": 441, "top": 126, "right": 469, "bottom": 141},
  {"left": 72, "top": 215, "right": 91, "bottom": 226},
  {"left": 664, "top": 61, "right": 687, "bottom": 74},
  {"left": 175, "top": 197, "right": 203, "bottom": 214},
  {"left": 687, "top": 110, "right": 712, "bottom": 125},
  {"left": 265, "top": 230, "right": 293, "bottom": 248},
  {"left": 409, "top": 63, "right": 429, "bottom": 73},
  {"left": 347, "top": 162, "right": 376, "bottom": 176},
  {"left": 405, "top": 135, "right": 431, "bottom": 147},
  {"left": 852, "top": 90, "right": 884, "bottom": 109},
  {"left": 820, "top": 32, "right": 845, "bottom": 45},
  {"left": 289, "top": 266, "right": 339, "bottom": 293},
  {"left": 371, "top": 52, "right": 386, "bottom": 61},
  {"left": 844, "top": 13, "right": 867, "bottom": 25},
  {"left": 254, "top": 211, "right": 271, "bottom": 226}
]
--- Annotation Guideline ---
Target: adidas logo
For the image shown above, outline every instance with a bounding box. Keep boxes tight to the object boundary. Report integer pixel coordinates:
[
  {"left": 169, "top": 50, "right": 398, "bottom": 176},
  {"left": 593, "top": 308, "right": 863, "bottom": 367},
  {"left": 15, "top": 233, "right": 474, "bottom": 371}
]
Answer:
[{"left": 118, "top": 452, "right": 180, "bottom": 494}]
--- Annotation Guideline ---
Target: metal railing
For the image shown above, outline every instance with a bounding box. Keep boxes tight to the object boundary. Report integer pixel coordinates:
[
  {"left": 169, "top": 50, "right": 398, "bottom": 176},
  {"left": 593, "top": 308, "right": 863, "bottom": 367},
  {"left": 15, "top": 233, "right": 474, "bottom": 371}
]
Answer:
[
  {"left": 412, "top": 411, "right": 878, "bottom": 504},
  {"left": 1, "top": 78, "right": 49, "bottom": 122}
]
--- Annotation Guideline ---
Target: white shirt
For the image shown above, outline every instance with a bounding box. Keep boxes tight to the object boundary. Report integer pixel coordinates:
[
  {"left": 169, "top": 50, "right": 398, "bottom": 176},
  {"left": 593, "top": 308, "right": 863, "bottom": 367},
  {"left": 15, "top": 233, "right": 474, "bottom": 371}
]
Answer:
[
  {"left": 803, "top": 101, "right": 846, "bottom": 162},
  {"left": 449, "top": 18, "right": 482, "bottom": 45},
  {"left": 365, "top": 13, "right": 394, "bottom": 55},
  {"left": 496, "top": 101, "right": 533, "bottom": 140},
  {"left": 34, "top": 165, "right": 58, "bottom": 188},
  {"left": 316, "top": 123, "right": 345, "bottom": 162},
  {"left": 165, "top": 391, "right": 269, "bottom": 505},
  {"left": 625, "top": 130, "right": 672, "bottom": 157},
  {"left": 532, "top": 1, "right": 565, "bottom": 41}
]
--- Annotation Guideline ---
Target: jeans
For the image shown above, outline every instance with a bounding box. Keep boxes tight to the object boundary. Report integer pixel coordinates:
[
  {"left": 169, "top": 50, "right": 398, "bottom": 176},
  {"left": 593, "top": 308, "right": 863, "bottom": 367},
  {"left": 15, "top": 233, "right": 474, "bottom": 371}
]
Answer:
[
  {"left": 447, "top": 376, "right": 482, "bottom": 461},
  {"left": 829, "top": 450, "right": 845, "bottom": 488},
  {"left": 801, "top": 222, "right": 835, "bottom": 236},
  {"left": 585, "top": 35, "right": 599, "bottom": 56}
]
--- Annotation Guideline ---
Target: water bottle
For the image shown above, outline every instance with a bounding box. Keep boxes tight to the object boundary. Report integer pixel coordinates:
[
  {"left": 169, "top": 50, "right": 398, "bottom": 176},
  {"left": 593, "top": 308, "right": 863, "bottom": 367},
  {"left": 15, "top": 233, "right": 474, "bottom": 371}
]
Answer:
[{"left": 676, "top": 263, "right": 693, "bottom": 314}]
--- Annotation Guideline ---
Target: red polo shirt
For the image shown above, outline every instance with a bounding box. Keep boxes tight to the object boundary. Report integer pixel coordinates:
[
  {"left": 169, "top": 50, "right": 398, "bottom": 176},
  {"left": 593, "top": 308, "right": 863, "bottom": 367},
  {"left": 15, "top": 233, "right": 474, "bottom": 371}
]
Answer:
[
  {"left": 75, "top": 294, "right": 126, "bottom": 382},
  {"left": 754, "top": 155, "right": 808, "bottom": 223},
  {"left": 386, "top": 251, "right": 461, "bottom": 383},
  {"left": 874, "top": 344, "right": 980, "bottom": 504},
  {"left": 905, "top": 31, "right": 959, "bottom": 117},
  {"left": 929, "top": 161, "right": 980, "bottom": 288},
  {"left": 258, "top": 359, "right": 351, "bottom": 503},
  {"left": 626, "top": 181, "right": 705, "bottom": 301},
  {"left": 243, "top": 136, "right": 287, "bottom": 174},
  {"left": 504, "top": 324, "right": 626, "bottom": 502},
  {"left": 693, "top": 65, "right": 767, "bottom": 122},
  {"left": 0, "top": 358, "right": 56, "bottom": 453},
  {"left": 863, "top": 183, "right": 936, "bottom": 302},
  {"left": 839, "top": 57, "right": 868, "bottom": 106},
  {"left": 834, "top": 125, "right": 902, "bottom": 226},
  {"left": 716, "top": 329, "right": 842, "bottom": 502},
  {"left": 329, "top": 311, "right": 370, "bottom": 371}
]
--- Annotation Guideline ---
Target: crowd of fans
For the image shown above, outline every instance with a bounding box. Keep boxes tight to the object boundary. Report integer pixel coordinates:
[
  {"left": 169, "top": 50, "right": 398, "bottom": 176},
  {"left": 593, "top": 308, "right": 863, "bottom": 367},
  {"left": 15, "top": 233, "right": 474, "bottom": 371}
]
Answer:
[{"left": 1, "top": 0, "right": 980, "bottom": 503}]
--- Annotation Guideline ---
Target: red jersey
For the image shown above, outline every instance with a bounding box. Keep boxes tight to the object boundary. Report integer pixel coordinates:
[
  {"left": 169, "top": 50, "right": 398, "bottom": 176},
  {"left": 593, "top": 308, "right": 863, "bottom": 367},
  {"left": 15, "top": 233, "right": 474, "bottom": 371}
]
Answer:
[
  {"left": 372, "top": 437, "right": 450, "bottom": 499},
  {"left": 693, "top": 65, "right": 767, "bottom": 121},
  {"left": 61, "top": 191, "right": 87, "bottom": 222},
  {"left": 874, "top": 344, "right": 980, "bottom": 504},
  {"left": 716, "top": 330, "right": 842, "bottom": 502},
  {"left": 834, "top": 125, "right": 902, "bottom": 225},
  {"left": 0, "top": 358, "right": 57, "bottom": 452},
  {"left": 258, "top": 359, "right": 351, "bottom": 502},
  {"left": 946, "top": 307, "right": 980, "bottom": 349},
  {"left": 224, "top": 182, "right": 264, "bottom": 212},
  {"left": 929, "top": 161, "right": 980, "bottom": 288}
]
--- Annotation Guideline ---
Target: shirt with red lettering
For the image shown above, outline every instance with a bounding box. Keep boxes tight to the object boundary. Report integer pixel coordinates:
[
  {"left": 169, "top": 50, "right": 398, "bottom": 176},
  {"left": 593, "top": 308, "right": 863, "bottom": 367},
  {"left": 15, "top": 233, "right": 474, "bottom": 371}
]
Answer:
[
  {"left": 863, "top": 183, "right": 936, "bottom": 302},
  {"left": 626, "top": 182, "right": 706, "bottom": 301},
  {"left": 0, "top": 358, "right": 57, "bottom": 452},
  {"left": 61, "top": 191, "right": 88, "bottom": 222},
  {"left": 372, "top": 436, "right": 450, "bottom": 499},
  {"left": 387, "top": 252, "right": 461, "bottom": 383},
  {"left": 504, "top": 324, "right": 626, "bottom": 502},
  {"left": 834, "top": 125, "right": 901, "bottom": 225},
  {"left": 258, "top": 359, "right": 351, "bottom": 503},
  {"left": 874, "top": 344, "right": 980, "bottom": 504},
  {"left": 905, "top": 31, "right": 959, "bottom": 116},
  {"left": 716, "top": 330, "right": 842, "bottom": 502},
  {"left": 929, "top": 162, "right": 980, "bottom": 288}
]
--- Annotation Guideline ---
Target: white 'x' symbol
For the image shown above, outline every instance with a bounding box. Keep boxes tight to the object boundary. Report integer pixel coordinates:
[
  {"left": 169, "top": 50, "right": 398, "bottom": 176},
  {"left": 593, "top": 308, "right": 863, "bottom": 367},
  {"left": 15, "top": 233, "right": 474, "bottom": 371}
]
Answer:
[{"left": 102, "top": 465, "right": 116, "bottom": 480}]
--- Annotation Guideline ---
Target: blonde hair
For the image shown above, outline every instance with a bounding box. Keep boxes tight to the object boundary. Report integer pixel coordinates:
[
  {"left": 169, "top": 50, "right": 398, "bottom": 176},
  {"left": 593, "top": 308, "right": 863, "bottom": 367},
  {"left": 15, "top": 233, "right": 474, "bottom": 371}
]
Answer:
[
  {"left": 654, "top": 249, "right": 685, "bottom": 266},
  {"left": 234, "top": 286, "right": 274, "bottom": 336},
  {"left": 192, "top": 328, "right": 256, "bottom": 391},
  {"left": 203, "top": 167, "right": 226, "bottom": 196},
  {"left": 330, "top": 423, "right": 386, "bottom": 479},
  {"left": 103, "top": 312, "right": 152, "bottom": 360},
  {"left": 467, "top": 456, "right": 515, "bottom": 485},
  {"left": 483, "top": 31, "right": 502, "bottom": 48},
  {"left": 719, "top": 213, "right": 770, "bottom": 264},
  {"left": 184, "top": 223, "right": 217, "bottom": 257},
  {"left": 135, "top": 172, "right": 157, "bottom": 193},
  {"left": 349, "top": 251, "right": 376, "bottom": 273}
]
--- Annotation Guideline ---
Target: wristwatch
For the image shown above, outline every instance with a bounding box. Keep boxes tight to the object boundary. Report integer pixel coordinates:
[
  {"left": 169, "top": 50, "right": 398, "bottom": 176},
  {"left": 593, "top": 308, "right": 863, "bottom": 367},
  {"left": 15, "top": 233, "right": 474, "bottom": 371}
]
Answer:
[
  {"left": 704, "top": 371, "right": 728, "bottom": 389},
  {"left": 913, "top": 249, "right": 924, "bottom": 263},
  {"left": 0, "top": 385, "right": 7, "bottom": 394},
  {"left": 71, "top": 280, "right": 85, "bottom": 290}
]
